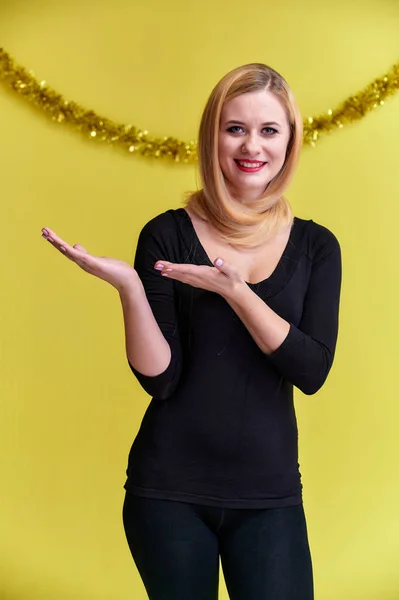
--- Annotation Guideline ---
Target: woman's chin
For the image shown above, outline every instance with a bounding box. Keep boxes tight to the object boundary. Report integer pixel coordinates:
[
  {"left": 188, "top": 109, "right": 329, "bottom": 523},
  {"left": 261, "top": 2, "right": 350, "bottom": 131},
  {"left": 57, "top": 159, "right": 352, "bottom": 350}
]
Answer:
[{"left": 228, "top": 181, "right": 271, "bottom": 202}]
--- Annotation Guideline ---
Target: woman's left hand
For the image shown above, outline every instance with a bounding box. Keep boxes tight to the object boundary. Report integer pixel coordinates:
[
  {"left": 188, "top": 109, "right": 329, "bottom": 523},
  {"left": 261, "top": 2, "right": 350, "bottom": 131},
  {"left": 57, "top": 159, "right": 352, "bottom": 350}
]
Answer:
[{"left": 154, "top": 257, "right": 245, "bottom": 298}]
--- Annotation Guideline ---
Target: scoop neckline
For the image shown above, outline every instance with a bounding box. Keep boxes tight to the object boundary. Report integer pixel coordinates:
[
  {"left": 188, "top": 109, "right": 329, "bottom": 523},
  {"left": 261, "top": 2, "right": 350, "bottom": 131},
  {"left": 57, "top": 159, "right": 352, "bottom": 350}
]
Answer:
[{"left": 176, "top": 207, "right": 301, "bottom": 289}]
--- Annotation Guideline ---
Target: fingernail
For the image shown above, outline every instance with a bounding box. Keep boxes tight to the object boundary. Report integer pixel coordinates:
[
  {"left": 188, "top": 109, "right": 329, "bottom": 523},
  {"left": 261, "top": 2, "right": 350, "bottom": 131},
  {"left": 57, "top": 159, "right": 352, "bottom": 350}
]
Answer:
[
  {"left": 60, "top": 246, "right": 66, "bottom": 252},
  {"left": 155, "top": 264, "right": 164, "bottom": 270},
  {"left": 215, "top": 258, "right": 223, "bottom": 267}
]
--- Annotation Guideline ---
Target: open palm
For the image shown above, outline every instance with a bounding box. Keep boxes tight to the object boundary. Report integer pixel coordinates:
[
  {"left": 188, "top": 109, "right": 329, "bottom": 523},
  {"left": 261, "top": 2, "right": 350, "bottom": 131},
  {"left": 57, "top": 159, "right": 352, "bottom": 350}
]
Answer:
[{"left": 41, "top": 227, "right": 139, "bottom": 292}]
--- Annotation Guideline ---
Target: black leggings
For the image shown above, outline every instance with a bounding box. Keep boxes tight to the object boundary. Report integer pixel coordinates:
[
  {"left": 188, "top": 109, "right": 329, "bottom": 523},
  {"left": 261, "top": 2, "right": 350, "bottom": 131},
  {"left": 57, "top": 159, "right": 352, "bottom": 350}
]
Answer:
[{"left": 123, "top": 493, "right": 314, "bottom": 600}]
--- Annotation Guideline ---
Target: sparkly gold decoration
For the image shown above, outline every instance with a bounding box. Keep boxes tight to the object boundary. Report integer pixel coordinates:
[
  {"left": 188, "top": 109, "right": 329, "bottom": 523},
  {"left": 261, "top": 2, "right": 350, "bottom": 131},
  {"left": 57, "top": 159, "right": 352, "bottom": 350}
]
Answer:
[
  {"left": 0, "top": 48, "right": 197, "bottom": 163},
  {"left": 0, "top": 48, "right": 398, "bottom": 161},
  {"left": 303, "top": 62, "right": 399, "bottom": 147}
]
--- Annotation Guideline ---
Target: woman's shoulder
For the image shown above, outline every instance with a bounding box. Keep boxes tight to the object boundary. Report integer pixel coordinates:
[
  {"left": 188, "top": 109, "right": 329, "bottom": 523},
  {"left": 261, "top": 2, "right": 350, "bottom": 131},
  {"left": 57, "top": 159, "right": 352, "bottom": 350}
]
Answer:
[
  {"left": 136, "top": 209, "right": 189, "bottom": 260},
  {"left": 293, "top": 216, "right": 341, "bottom": 262},
  {"left": 139, "top": 208, "right": 186, "bottom": 237}
]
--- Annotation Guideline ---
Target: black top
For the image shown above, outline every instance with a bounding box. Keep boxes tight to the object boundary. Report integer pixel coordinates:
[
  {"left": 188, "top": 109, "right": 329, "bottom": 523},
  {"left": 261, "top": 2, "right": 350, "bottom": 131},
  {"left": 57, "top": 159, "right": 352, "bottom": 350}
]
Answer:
[{"left": 124, "top": 208, "right": 342, "bottom": 508}]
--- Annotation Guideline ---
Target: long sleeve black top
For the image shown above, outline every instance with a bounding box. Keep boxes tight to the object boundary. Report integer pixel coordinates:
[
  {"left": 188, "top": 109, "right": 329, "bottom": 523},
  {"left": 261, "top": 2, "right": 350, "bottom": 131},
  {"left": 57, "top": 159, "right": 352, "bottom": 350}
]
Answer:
[{"left": 124, "top": 208, "right": 342, "bottom": 508}]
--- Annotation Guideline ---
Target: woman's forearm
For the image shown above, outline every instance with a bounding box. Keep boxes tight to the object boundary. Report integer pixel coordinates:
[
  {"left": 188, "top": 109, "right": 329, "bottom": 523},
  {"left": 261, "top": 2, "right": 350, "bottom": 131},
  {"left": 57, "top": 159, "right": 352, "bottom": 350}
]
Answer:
[
  {"left": 119, "top": 281, "right": 171, "bottom": 377},
  {"left": 223, "top": 282, "right": 290, "bottom": 355}
]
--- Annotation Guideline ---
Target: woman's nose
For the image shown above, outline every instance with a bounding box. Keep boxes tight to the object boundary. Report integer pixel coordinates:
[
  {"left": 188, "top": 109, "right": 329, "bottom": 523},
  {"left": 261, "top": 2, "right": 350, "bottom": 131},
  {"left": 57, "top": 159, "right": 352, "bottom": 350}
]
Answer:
[{"left": 241, "top": 135, "right": 262, "bottom": 156}]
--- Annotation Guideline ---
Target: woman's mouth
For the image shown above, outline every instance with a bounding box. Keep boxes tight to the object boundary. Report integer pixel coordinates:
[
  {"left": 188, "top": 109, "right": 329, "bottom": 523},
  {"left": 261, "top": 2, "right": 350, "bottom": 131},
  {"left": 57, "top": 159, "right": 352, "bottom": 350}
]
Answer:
[{"left": 234, "top": 159, "right": 267, "bottom": 173}]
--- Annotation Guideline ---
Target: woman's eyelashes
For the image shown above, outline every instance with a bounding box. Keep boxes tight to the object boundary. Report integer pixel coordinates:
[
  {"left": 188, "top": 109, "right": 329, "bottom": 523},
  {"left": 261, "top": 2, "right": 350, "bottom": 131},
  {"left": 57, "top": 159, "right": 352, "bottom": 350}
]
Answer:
[
  {"left": 263, "top": 127, "right": 279, "bottom": 135},
  {"left": 226, "top": 125, "right": 278, "bottom": 136}
]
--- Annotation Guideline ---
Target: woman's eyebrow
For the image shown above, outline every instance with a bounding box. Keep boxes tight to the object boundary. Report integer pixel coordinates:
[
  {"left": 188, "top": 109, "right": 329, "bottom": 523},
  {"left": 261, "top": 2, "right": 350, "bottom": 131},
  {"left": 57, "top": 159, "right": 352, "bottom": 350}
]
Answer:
[{"left": 225, "top": 120, "right": 281, "bottom": 127}]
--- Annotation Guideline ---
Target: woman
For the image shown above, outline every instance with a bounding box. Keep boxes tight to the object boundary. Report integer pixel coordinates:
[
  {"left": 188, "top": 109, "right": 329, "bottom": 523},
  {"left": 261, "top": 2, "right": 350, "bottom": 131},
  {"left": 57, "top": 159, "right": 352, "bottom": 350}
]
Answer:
[{"left": 41, "top": 63, "right": 341, "bottom": 600}]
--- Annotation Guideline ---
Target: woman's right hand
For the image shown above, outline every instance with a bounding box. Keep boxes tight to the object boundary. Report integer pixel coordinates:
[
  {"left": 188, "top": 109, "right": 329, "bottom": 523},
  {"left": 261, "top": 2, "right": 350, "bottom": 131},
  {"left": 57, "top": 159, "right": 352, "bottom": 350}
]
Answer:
[{"left": 41, "top": 227, "right": 141, "bottom": 293}]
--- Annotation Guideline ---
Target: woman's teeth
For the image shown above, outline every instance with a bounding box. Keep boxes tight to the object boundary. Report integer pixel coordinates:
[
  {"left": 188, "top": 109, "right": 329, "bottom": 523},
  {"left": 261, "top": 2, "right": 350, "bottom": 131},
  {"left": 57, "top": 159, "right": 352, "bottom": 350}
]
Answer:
[{"left": 236, "top": 160, "right": 265, "bottom": 168}]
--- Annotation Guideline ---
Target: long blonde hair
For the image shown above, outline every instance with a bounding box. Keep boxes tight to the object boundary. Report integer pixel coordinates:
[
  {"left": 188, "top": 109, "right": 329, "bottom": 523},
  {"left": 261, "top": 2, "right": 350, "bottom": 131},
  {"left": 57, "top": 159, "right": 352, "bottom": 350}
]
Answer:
[{"left": 185, "top": 63, "right": 303, "bottom": 247}]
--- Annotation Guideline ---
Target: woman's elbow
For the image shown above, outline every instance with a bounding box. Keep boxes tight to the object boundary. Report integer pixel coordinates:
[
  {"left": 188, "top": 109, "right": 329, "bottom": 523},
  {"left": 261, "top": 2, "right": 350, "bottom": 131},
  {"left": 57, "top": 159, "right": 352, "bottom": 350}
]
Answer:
[
  {"left": 296, "top": 356, "right": 333, "bottom": 395},
  {"left": 298, "top": 378, "right": 326, "bottom": 396}
]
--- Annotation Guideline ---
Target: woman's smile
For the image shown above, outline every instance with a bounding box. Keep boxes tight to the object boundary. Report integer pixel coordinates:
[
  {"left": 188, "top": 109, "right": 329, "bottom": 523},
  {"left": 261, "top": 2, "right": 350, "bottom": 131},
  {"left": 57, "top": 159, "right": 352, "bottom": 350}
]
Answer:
[{"left": 234, "top": 159, "right": 268, "bottom": 173}]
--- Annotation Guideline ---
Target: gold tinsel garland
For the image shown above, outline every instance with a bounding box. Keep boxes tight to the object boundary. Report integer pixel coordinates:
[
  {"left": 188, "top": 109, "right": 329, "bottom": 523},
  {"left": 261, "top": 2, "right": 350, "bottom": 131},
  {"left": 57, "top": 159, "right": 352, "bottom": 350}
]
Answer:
[{"left": 0, "top": 48, "right": 398, "bottom": 163}]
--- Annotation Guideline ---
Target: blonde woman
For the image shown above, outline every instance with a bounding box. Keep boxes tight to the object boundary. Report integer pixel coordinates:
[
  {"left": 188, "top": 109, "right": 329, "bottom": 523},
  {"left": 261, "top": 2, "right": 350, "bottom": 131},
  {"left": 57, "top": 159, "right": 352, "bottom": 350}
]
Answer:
[{"left": 42, "top": 64, "right": 341, "bottom": 600}]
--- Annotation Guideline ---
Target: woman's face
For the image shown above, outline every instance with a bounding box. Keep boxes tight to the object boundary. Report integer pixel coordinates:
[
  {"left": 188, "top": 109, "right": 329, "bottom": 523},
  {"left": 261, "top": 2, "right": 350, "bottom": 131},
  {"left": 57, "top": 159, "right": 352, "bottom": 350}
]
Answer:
[{"left": 218, "top": 89, "right": 291, "bottom": 202}]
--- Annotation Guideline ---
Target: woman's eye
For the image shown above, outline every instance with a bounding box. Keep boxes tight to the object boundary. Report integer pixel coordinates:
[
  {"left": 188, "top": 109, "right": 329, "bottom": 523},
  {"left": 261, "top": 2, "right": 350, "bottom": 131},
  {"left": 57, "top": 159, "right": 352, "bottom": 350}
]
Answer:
[
  {"left": 263, "top": 127, "right": 278, "bottom": 135},
  {"left": 227, "top": 126, "right": 244, "bottom": 134},
  {"left": 226, "top": 126, "right": 278, "bottom": 135}
]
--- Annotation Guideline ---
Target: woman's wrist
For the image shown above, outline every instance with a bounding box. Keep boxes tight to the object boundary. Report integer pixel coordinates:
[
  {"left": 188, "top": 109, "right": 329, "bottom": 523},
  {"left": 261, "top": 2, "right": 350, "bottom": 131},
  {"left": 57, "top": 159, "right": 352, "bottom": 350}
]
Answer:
[
  {"left": 221, "top": 279, "right": 248, "bottom": 304},
  {"left": 118, "top": 274, "right": 143, "bottom": 298}
]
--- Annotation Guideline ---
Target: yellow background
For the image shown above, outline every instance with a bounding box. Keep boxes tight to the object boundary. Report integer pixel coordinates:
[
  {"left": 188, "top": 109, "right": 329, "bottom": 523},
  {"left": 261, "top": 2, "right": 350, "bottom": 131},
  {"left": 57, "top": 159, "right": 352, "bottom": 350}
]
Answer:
[{"left": 1, "top": 1, "right": 398, "bottom": 598}]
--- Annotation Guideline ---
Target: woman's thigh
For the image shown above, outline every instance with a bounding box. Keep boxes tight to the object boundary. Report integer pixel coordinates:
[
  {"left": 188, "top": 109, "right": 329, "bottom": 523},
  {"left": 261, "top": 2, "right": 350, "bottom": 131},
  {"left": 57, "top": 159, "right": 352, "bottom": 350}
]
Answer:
[
  {"left": 123, "top": 493, "right": 220, "bottom": 600},
  {"left": 220, "top": 504, "right": 314, "bottom": 600}
]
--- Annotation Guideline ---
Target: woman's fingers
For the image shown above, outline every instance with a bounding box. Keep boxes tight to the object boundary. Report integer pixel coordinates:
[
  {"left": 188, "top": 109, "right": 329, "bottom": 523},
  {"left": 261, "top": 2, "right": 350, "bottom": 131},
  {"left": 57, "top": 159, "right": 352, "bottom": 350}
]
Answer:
[
  {"left": 213, "top": 257, "right": 243, "bottom": 282},
  {"left": 41, "top": 227, "right": 93, "bottom": 266},
  {"left": 213, "top": 257, "right": 232, "bottom": 276},
  {"left": 41, "top": 227, "right": 70, "bottom": 252},
  {"left": 73, "top": 244, "right": 88, "bottom": 253}
]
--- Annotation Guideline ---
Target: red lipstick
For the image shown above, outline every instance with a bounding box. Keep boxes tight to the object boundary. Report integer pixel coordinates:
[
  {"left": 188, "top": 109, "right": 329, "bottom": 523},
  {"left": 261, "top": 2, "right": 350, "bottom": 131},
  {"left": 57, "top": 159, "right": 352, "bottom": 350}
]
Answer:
[{"left": 234, "top": 159, "right": 267, "bottom": 173}]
